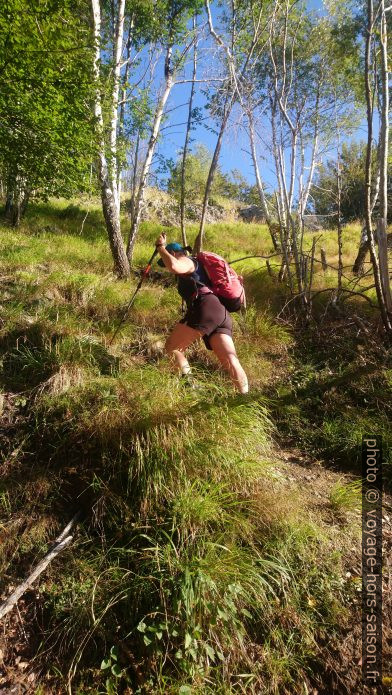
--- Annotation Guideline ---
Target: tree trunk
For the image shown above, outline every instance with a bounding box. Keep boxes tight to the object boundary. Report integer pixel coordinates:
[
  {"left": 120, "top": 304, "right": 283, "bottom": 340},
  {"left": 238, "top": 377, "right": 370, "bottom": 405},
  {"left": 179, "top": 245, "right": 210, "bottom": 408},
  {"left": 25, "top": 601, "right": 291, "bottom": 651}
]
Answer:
[
  {"left": 5, "top": 190, "right": 13, "bottom": 220},
  {"left": 248, "top": 106, "right": 279, "bottom": 251},
  {"left": 180, "top": 15, "right": 197, "bottom": 248},
  {"left": 110, "top": 0, "right": 126, "bottom": 215},
  {"left": 353, "top": 166, "right": 380, "bottom": 275},
  {"left": 364, "top": 0, "right": 391, "bottom": 331},
  {"left": 271, "top": 99, "right": 293, "bottom": 291},
  {"left": 193, "top": 93, "right": 233, "bottom": 254},
  {"left": 20, "top": 189, "right": 30, "bottom": 218},
  {"left": 5, "top": 179, "right": 30, "bottom": 227},
  {"left": 336, "top": 146, "right": 343, "bottom": 297},
  {"left": 11, "top": 195, "right": 22, "bottom": 227},
  {"left": 129, "top": 132, "right": 140, "bottom": 223},
  {"left": 126, "top": 45, "right": 174, "bottom": 264},
  {"left": 352, "top": 226, "right": 369, "bottom": 275},
  {"left": 376, "top": 0, "right": 392, "bottom": 320},
  {"left": 91, "top": 0, "right": 130, "bottom": 278},
  {"left": 299, "top": 81, "right": 320, "bottom": 246},
  {"left": 117, "top": 18, "right": 134, "bottom": 200}
]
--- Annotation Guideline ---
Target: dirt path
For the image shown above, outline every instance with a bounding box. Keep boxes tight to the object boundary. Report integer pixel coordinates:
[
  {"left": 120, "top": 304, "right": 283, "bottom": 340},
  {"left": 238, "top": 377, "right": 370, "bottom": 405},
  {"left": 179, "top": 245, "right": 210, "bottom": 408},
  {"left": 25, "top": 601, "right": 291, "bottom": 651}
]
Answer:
[{"left": 276, "top": 447, "right": 392, "bottom": 695}]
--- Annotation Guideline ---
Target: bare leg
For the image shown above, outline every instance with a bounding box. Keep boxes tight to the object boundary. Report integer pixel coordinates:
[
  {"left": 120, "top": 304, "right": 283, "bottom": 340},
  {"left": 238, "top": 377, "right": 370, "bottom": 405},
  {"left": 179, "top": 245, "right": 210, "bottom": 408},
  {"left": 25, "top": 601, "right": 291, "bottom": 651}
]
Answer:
[
  {"left": 209, "top": 333, "right": 249, "bottom": 393},
  {"left": 165, "top": 323, "right": 202, "bottom": 375}
]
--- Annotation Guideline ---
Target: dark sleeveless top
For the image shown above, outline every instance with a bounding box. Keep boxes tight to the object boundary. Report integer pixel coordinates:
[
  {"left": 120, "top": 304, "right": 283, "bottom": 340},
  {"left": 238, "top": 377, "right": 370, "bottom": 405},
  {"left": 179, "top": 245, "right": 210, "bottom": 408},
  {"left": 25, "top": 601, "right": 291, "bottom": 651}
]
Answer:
[{"left": 177, "top": 257, "right": 211, "bottom": 305}]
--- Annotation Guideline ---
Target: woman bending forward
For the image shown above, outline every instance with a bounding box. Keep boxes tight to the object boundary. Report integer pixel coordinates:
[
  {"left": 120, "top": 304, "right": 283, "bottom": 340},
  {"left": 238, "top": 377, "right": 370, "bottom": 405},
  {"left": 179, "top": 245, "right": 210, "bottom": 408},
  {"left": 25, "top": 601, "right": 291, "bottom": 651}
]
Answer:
[{"left": 156, "top": 233, "right": 249, "bottom": 394}]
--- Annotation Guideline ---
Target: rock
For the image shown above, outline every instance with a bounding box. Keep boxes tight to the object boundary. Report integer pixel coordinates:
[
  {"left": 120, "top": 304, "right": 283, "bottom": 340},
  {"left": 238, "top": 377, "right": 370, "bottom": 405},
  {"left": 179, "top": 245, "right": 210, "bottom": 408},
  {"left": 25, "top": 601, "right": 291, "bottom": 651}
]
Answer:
[
  {"left": 127, "top": 188, "right": 241, "bottom": 226},
  {"left": 302, "top": 215, "right": 325, "bottom": 231},
  {"left": 239, "top": 205, "right": 266, "bottom": 223}
]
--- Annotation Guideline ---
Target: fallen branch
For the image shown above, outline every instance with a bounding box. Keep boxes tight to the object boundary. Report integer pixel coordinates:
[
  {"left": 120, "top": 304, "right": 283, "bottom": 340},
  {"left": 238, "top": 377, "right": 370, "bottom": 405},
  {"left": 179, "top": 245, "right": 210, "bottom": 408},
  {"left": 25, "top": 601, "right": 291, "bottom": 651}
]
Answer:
[
  {"left": 311, "top": 287, "right": 378, "bottom": 308},
  {"left": 0, "top": 513, "right": 80, "bottom": 621},
  {"left": 229, "top": 253, "right": 281, "bottom": 264}
]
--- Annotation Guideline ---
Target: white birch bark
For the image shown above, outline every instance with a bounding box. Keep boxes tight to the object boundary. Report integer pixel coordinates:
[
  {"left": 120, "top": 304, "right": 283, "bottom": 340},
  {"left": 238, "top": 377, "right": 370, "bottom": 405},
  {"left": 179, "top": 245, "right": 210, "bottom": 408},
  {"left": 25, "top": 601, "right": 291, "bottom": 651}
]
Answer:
[
  {"left": 180, "top": 14, "right": 198, "bottom": 247},
  {"left": 194, "top": 0, "right": 266, "bottom": 252},
  {"left": 194, "top": 95, "right": 233, "bottom": 253},
  {"left": 376, "top": 0, "right": 392, "bottom": 316},
  {"left": 91, "top": 0, "right": 130, "bottom": 277},
  {"left": 352, "top": 168, "right": 380, "bottom": 274},
  {"left": 110, "top": 0, "right": 126, "bottom": 215},
  {"left": 247, "top": 105, "right": 279, "bottom": 250},
  {"left": 126, "top": 45, "right": 174, "bottom": 262},
  {"left": 363, "top": 0, "right": 391, "bottom": 330}
]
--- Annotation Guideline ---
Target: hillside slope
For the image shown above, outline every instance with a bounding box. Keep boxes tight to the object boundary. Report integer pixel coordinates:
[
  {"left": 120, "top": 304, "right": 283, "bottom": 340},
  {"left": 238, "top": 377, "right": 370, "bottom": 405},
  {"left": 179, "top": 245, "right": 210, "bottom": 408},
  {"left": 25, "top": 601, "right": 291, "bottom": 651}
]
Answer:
[{"left": 0, "top": 199, "right": 391, "bottom": 694}]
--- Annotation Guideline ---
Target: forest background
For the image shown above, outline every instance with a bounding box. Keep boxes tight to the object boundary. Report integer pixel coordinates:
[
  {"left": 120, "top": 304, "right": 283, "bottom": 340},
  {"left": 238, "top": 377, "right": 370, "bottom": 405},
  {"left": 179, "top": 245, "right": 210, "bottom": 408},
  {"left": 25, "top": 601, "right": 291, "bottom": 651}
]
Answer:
[{"left": 0, "top": 0, "right": 391, "bottom": 693}]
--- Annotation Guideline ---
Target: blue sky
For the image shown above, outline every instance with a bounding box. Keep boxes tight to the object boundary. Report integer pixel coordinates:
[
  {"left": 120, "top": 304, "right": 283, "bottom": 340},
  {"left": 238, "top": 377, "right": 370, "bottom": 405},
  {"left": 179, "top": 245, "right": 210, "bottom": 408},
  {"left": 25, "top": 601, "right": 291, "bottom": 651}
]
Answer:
[{"left": 148, "top": 0, "right": 364, "bottom": 194}]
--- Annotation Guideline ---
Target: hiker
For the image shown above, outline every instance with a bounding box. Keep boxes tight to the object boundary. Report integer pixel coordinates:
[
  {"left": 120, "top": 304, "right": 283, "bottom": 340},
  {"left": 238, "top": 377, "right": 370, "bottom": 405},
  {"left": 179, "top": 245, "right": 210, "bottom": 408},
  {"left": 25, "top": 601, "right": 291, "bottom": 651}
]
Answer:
[{"left": 155, "top": 233, "right": 249, "bottom": 394}]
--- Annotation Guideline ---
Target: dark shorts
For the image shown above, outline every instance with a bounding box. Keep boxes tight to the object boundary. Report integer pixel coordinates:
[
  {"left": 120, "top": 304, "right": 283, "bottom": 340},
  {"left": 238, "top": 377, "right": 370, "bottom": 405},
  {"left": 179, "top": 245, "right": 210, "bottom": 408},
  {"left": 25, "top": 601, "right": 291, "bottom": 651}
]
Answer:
[{"left": 180, "top": 293, "right": 233, "bottom": 350}]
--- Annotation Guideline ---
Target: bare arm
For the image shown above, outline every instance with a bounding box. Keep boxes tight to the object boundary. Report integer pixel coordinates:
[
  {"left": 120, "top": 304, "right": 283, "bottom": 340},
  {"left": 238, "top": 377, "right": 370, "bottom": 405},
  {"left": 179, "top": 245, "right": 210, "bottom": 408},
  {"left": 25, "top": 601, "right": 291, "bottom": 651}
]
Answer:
[
  {"left": 159, "top": 249, "right": 195, "bottom": 274},
  {"left": 155, "top": 233, "right": 195, "bottom": 274}
]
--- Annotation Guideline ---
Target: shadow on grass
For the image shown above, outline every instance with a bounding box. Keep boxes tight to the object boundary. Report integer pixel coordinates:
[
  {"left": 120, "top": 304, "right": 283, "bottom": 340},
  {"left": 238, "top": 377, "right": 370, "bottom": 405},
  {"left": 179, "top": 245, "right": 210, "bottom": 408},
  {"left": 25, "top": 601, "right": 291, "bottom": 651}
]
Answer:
[
  {"left": 270, "top": 358, "right": 392, "bottom": 488},
  {"left": 0, "top": 323, "right": 120, "bottom": 391},
  {"left": 24, "top": 201, "right": 108, "bottom": 242}
]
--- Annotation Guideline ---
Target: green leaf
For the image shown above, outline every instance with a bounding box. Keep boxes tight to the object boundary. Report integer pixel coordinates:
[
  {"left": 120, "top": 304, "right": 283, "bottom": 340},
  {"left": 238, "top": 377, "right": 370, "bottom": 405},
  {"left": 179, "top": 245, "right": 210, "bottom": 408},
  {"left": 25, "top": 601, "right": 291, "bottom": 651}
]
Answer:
[
  {"left": 111, "top": 664, "right": 122, "bottom": 678},
  {"left": 217, "top": 609, "right": 228, "bottom": 620},
  {"left": 188, "top": 647, "right": 197, "bottom": 661},
  {"left": 137, "top": 621, "right": 147, "bottom": 633},
  {"left": 205, "top": 644, "right": 215, "bottom": 660},
  {"left": 109, "top": 646, "right": 118, "bottom": 661},
  {"left": 179, "top": 686, "right": 192, "bottom": 694},
  {"left": 143, "top": 635, "right": 152, "bottom": 646},
  {"left": 100, "top": 658, "right": 111, "bottom": 670}
]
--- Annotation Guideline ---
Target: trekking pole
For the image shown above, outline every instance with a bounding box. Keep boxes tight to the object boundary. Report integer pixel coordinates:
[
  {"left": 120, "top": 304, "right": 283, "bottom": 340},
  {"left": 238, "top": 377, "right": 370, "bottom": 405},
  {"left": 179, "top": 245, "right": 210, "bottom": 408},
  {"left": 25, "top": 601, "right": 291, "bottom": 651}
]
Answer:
[{"left": 109, "top": 247, "right": 159, "bottom": 345}]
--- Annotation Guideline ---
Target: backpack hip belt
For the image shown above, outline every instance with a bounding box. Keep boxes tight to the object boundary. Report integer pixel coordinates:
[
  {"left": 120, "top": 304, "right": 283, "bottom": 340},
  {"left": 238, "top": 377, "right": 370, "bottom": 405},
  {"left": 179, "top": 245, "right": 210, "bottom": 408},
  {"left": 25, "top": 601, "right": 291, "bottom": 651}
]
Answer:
[{"left": 190, "top": 286, "right": 214, "bottom": 302}]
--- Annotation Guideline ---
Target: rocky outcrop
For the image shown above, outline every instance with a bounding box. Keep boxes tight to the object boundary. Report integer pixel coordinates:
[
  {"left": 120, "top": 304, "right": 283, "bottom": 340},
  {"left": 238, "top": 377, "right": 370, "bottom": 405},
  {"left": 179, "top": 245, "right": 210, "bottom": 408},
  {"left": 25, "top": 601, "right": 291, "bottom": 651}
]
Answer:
[
  {"left": 127, "top": 188, "right": 241, "bottom": 225},
  {"left": 302, "top": 215, "right": 325, "bottom": 231},
  {"left": 238, "top": 205, "right": 266, "bottom": 223}
]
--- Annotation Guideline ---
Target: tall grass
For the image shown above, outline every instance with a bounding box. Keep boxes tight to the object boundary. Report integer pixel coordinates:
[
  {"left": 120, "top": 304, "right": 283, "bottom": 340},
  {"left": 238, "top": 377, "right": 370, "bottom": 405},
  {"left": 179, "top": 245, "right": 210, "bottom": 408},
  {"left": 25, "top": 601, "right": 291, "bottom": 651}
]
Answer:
[{"left": 0, "top": 198, "right": 371, "bottom": 693}]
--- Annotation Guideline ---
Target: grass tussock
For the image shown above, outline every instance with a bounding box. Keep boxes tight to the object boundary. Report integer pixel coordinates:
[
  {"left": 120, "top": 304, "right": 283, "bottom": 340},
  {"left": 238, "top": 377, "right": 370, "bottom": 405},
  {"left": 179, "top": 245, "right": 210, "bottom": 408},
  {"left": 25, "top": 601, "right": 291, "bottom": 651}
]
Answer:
[{"left": 0, "top": 198, "right": 382, "bottom": 694}]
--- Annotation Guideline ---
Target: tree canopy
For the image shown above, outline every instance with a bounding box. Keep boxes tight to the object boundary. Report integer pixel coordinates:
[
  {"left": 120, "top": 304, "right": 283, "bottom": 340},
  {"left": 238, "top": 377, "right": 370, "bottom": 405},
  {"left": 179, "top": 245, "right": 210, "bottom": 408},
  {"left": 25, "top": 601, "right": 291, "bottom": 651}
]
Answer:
[{"left": 0, "top": 0, "right": 96, "bottom": 221}]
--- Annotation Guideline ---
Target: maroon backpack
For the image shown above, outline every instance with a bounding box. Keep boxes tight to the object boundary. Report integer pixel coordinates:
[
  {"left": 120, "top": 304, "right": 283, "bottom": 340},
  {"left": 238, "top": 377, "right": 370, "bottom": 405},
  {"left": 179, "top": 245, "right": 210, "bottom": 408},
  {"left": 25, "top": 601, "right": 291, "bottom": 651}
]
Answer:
[{"left": 196, "top": 251, "right": 246, "bottom": 312}]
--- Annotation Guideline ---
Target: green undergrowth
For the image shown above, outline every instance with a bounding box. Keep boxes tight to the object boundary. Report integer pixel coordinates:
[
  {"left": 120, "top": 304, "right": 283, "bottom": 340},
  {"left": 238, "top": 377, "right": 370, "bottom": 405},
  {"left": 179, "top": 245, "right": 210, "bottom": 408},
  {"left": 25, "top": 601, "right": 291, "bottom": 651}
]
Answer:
[
  {"left": 271, "top": 325, "right": 392, "bottom": 487},
  {"left": 0, "top": 199, "right": 376, "bottom": 693}
]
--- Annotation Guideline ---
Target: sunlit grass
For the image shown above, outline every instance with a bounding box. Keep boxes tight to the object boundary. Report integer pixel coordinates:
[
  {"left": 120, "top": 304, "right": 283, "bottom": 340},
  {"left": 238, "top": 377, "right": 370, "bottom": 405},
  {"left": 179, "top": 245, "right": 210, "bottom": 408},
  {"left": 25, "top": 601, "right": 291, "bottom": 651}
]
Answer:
[
  {"left": 0, "top": 197, "right": 374, "bottom": 693},
  {"left": 329, "top": 479, "right": 362, "bottom": 515}
]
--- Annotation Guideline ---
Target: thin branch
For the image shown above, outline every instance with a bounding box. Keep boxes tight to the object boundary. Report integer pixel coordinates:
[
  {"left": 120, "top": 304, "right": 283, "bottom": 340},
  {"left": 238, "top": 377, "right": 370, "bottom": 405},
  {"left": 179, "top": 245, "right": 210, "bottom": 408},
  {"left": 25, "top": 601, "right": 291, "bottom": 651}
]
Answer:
[
  {"left": 0, "top": 514, "right": 80, "bottom": 621},
  {"left": 228, "top": 253, "right": 281, "bottom": 264}
]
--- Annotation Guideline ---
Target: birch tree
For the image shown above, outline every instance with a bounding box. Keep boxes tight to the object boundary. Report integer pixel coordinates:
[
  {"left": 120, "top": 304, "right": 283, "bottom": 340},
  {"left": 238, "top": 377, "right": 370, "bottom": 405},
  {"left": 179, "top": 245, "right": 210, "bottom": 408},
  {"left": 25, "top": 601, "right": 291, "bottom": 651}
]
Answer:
[
  {"left": 91, "top": 0, "right": 130, "bottom": 278},
  {"left": 363, "top": 0, "right": 392, "bottom": 332},
  {"left": 193, "top": 0, "right": 272, "bottom": 253},
  {"left": 179, "top": 14, "right": 199, "bottom": 247},
  {"left": 246, "top": 99, "right": 280, "bottom": 250},
  {"left": 265, "top": 0, "right": 327, "bottom": 297},
  {"left": 243, "top": 0, "right": 360, "bottom": 306},
  {"left": 126, "top": 0, "right": 203, "bottom": 263},
  {"left": 375, "top": 0, "right": 392, "bottom": 325},
  {"left": 126, "top": 42, "right": 175, "bottom": 262}
]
